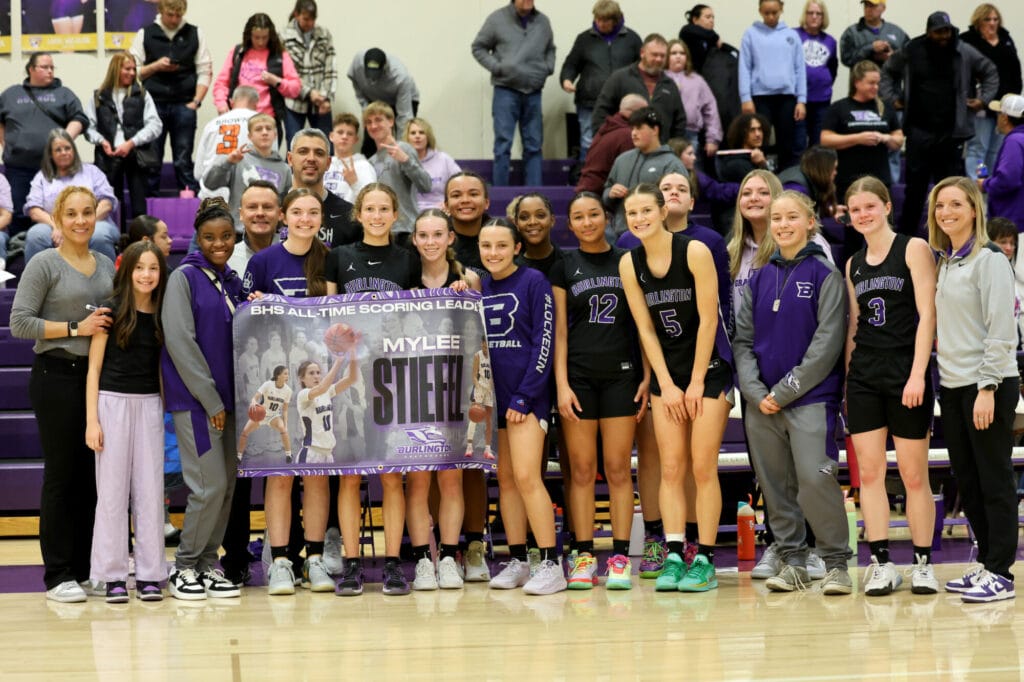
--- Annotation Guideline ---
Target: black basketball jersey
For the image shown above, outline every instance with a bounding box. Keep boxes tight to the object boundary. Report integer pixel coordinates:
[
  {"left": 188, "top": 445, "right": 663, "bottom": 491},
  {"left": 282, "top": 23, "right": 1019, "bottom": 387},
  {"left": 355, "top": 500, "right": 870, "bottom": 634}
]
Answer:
[
  {"left": 632, "top": 233, "right": 722, "bottom": 378},
  {"left": 325, "top": 242, "right": 421, "bottom": 293},
  {"left": 550, "top": 247, "right": 637, "bottom": 378},
  {"left": 849, "top": 233, "right": 918, "bottom": 352},
  {"left": 522, "top": 245, "right": 564, "bottom": 283}
]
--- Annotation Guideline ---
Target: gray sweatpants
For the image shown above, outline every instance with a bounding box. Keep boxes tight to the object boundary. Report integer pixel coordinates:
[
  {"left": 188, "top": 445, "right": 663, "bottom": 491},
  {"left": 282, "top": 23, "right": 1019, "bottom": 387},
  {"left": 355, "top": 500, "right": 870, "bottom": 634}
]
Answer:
[
  {"left": 744, "top": 401, "right": 852, "bottom": 569},
  {"left": 173, "top": 409, "right": 237, "bottom": 572}
]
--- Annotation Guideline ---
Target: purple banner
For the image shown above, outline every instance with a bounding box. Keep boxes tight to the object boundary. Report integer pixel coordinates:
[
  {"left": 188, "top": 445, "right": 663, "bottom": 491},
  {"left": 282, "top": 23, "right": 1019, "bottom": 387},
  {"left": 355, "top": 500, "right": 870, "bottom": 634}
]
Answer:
[{"left": 234, "top": 290, "right": 496, "bottom": 477}]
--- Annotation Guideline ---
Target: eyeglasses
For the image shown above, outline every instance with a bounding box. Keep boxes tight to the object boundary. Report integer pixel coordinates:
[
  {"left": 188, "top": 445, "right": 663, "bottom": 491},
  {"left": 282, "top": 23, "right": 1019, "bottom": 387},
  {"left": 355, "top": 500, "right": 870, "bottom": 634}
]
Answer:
[{"left": 34, "top": 65, "right": 55, "bottom": 71}]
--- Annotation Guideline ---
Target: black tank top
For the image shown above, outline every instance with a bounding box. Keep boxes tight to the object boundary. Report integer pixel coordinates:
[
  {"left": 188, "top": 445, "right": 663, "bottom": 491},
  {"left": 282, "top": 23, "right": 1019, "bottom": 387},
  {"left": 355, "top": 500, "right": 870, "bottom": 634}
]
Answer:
[
  {"left": 632, "top": 233, "right": 718, "bottom": 377},
  {"left": 849, "top": 233, "right": 918, "bottom": 351}
]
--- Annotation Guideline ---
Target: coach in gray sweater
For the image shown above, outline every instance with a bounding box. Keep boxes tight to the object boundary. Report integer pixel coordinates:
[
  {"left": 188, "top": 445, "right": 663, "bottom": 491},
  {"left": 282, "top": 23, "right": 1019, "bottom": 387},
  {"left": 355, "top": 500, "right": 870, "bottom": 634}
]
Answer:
[{"left": 471, "top": 0, "right": 555, "bottom": 186}]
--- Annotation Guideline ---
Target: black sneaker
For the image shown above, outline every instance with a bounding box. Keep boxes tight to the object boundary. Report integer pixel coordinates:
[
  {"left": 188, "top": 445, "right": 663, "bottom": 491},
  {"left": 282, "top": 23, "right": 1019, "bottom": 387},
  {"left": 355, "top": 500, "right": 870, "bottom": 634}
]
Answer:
[
  {"left": 105, "top": 580, "right": 129, "bottom": 604},
  {"left": 223, "top": 567, "right": 252, "bottom": 588},
  {"left": 382, "top": 560, "right": 410, "bottom": 596},
  {"left": 169, "top": 568, "right": 206, "bottom": 601},
  {"left": 335, "top": 561, "right": 364, "bottom": 597},
  {"left": 136, "top": 581, "right": 164, "bottom": 601},
  {"left": 199, "top": 569, "right": 241, "bottom": 598}
]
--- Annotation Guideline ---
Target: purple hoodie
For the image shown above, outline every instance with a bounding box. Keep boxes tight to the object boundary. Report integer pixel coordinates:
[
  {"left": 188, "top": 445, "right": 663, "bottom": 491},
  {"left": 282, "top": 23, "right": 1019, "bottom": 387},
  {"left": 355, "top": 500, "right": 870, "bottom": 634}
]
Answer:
[
  {"left": 161, "top": 250, "right": 244, "bottom": 416},
  {"left": 795, "top": 28, "right": 838, "bottom": 104},
  {"left": 984, "top": 124, "right": 1024, "bottom": 231}
]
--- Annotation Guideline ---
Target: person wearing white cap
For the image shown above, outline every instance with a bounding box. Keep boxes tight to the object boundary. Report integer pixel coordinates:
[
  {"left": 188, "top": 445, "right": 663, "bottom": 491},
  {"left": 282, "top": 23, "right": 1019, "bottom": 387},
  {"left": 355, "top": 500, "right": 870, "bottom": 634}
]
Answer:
[{"left": 980, "top": 94, "right": 1024, "bottom": 233}]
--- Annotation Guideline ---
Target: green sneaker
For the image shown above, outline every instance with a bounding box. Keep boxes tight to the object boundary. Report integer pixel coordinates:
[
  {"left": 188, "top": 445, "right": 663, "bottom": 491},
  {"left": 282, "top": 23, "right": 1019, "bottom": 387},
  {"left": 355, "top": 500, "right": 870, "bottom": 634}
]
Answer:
[
  {"left": 654, "top": 552, "right": 685, "bottom": 591},
  {"left": 678, "top": 553, "right": 718, "bottom": 592}
]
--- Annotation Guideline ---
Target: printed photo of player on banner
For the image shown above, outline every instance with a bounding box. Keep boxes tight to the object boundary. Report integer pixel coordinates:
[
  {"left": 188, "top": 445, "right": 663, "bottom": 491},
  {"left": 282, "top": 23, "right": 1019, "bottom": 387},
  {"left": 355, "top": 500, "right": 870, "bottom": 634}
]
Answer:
[
  {"left": 234, "top": 289, "right": 495, "bottom": 477},
  {"left": 22, "top": 0, "right": 98, "bottom": 52},
  {"left": 104, "top": 0, "right": 156, "bottom": 50}
]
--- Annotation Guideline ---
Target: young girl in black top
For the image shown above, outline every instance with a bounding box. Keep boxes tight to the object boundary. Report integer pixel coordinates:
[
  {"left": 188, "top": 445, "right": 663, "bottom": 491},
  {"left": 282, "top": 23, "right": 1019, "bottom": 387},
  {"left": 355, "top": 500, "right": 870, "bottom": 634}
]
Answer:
[{"left": 86, "top": 241, "right": 168, "bottom": 602}]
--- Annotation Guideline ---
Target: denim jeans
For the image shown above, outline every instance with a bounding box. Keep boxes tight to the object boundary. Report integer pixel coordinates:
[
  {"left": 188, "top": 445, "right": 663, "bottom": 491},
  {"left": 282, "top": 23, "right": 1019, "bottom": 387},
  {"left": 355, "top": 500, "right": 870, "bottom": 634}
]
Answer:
[
  {"left": 492, "top": 86, "right": 543, "bottom": 186},
  {"left": 24, "top": 219, "right": 120, "bottom": 265},
  {"left": 577, "top": 105, "right": 594, "bottom": 161},
  {"left": 151, "top": 102, "right": 199, "bottom": 194},
  {"left": 5, "top": 164, "right": 39, "bottom": 233},
  {"left": 284, "top": 107, "right": 333, "bottom": 150},
  {"left": 964, "top": 113, "right": 1005, "bottom": 180}
]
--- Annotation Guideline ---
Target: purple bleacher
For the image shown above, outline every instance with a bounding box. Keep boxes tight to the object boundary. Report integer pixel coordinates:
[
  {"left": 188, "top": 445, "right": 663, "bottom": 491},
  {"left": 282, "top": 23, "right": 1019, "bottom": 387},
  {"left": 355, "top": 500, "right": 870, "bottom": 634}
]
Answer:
[
  {"left": 147, "top": 196, "right": 199, "bottom": 252},
  {"left": 0, "top": 289, "right": 14, "bottom": 327},
  {"left": 444, "top": 159, "right": 572, "bottom": 187},
  {"left": 0, "top": 328, "right": 35, "bottom": 366},
  {"left": 0, "top": 462, "right": 44, "bottom": 511},
  {"left": 0, "top": 413, "right": 41, "bottom": 459},
  {"left": 488, "top": 185, "right": 578, "bottom": 248},
  {"left": 0, "top": 368, "right": 30, "bottom": 410}
]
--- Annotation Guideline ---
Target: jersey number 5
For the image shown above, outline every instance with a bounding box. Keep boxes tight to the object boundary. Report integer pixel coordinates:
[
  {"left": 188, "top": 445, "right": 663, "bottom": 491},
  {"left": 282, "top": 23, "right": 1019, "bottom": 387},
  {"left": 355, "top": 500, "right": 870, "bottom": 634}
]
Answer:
[{"left": 659, "top": 309, "right": 683, "bottom": 337}]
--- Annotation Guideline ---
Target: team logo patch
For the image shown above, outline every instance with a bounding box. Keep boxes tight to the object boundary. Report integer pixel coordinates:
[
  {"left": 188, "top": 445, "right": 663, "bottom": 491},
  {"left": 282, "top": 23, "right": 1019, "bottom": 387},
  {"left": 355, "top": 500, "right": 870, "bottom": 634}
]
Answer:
[
  {"left": 795, "top": 282, "right": 814, "bottom": 298},
  {"left": 397, "top": 425, "right": 453, "bottom": 455}
]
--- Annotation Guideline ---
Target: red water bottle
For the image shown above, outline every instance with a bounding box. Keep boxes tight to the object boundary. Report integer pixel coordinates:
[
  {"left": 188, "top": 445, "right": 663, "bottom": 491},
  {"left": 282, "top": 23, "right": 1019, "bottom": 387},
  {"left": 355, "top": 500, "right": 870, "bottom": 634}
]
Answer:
[{"left": 737, "top": 496, "right": 756, "bottom": 561}]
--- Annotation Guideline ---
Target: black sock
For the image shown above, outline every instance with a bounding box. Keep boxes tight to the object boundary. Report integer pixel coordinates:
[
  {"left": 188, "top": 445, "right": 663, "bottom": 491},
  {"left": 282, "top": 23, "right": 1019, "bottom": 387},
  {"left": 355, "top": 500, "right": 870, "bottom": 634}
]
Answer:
[
  {"left": 685, "top": 522, "right": 699, "bottom": 544},
  {"left": 697, "top": 544, "right": 715, "bottom": 562},
  {"left": 913, "top": 545, "right": 931, "bottom": 564},
  {"left": 539, "top": 546, "right": 558, "bottom": 562},
  {"left": 345, "top": 556, "right": 362, "bottom": 569},
  {"left": 869, "top": 540, "right": 890, "bottom": 564},
  {"left": 572, "top": 539, "right": 594, "bottom": 555},
  {"left": 667, "top": 540, "right": 685, "bottom": 556},
  {"left": 305, "top": 540, "right": 324, "bottom": 557},
  {"left": 411, "top": 544, "right": 431, "bottom": 562},
  {"left": 464, "top": 531, "right": 484, "bottom": 548},
  {"left": 526, "top": 533, "right": 537, "bottom": 550},
  {"left": 270, "top": 545, "right": 289, "bottom": 560},
  {"left": 509, "top": 544, "right": 528, "bottom": 562},
  {"left": 384, "top": 555, "right": 400, "bottom": 566},
  {"left": 644, "top": 518, "right": 664, "bottom": 537},
  {"left": 439, "top": 544, "right": 459, "bottom": 561},
  {"left": 612, "top": 539, "right": 630, "bottom": 556}
]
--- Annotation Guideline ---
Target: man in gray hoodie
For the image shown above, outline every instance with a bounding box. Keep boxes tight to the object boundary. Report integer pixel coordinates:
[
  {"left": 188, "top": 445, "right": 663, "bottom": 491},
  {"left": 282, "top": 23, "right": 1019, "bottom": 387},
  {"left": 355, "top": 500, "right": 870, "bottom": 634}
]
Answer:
[
  {"left": 471, "top": 0, "right": 555, "bottom": 186},
  {"left": 603, "top": 107, "right": 687, "bottom": 236}
]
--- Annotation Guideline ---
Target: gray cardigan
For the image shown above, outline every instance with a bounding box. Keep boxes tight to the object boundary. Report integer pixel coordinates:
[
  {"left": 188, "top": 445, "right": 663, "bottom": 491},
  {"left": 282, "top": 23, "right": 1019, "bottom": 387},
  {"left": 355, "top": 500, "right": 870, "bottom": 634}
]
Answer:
[{"left": 471, "top": 3, "right": 555, "bottom": 94}]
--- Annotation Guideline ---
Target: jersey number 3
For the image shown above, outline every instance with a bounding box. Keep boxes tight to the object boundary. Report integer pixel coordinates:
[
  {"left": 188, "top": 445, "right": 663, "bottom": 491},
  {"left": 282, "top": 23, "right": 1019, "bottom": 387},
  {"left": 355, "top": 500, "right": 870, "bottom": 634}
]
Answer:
[{"left": 866, "top": 297, "right": 886, "bottom": 327}]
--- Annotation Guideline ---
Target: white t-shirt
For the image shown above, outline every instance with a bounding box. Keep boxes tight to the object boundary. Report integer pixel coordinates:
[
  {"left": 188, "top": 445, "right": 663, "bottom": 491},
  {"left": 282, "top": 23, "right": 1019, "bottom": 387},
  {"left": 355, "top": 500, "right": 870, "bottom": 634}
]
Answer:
[{"left": 195, "top": 107, "right": 257, "bottom": 200}]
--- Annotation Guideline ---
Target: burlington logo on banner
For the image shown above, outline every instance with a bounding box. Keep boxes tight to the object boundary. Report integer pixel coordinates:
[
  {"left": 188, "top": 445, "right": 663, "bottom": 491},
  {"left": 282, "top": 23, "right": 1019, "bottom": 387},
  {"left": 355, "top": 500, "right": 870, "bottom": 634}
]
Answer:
[{"left": 234, "top": 290, "right": 496, "bottom": 477}]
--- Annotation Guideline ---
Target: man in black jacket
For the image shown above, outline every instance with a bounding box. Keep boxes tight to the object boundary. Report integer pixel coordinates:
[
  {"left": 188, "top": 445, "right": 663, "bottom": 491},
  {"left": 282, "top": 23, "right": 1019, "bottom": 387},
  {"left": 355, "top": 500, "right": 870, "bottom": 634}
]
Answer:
[
  {"left": 591, "top": 33, "right": 687, "bottom": 144},
  {"left": 881, "top": 11, "right": 997, "bottom": 235}
]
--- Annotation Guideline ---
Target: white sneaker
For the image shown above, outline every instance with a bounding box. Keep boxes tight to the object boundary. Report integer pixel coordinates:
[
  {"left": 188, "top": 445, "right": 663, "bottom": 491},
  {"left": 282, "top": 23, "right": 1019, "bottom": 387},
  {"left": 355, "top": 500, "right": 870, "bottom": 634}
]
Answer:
[
  {"left": 169, "top": 568, "right": 206, "bottom": 601},
  {"left": 200, "top": 569, "right": 241, "bottom": 598},
  {"left": 523, "top": 560, "right": 568, "bottom": 595},
  {"left": 910, "top": 554, "right": 938, "bottom": 595},
  {"left": 806, "top": 551, "right": 827, "bottom": 580},
  {"left": 489, "top": 558, "right": 531, "bottom": 590},
  {"left": 268, "top": 558, "right": 296, "bottom": 596},
  {"left": 412, "top": 557, "right": 438, "bottom": 591},
  {"left": 78, "top": 579, "right": 106, "bottom": 597},
  {"left": 751, "top": 544, "right": 780, "bottom": 580},
  {"left": 464, "top": 540, "right": 491, "bottom": 582},
  {"left": 46, "top": 580, "right": 87, "bottom": 603},
  {"left": 437, "top": 556, "right": 464, "bottom": 589},
  {"left": 302, "top": 556, "right": 335, "bottom": 592},
  {"left": 863, "top": 557, "right": 902, "bottom": 596},
  {"left": 323, "top": 527, "right": 344, "bottom": 576}
]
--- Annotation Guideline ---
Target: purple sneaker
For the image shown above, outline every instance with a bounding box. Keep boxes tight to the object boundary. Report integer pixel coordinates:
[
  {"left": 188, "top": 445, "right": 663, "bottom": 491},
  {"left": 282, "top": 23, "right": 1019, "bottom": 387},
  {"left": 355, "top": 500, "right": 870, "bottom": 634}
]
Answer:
[
  {"left": 639, "top": 535, "right": 667, "bottom": 578},
  {"left": 105, "top": 581, "right": 129, "bottom": 604},
  {"left": 335, "top": 561, "right": 363, "bottom": 597},
  {"left": 382, "top": 560, "right": 410, "bottom": 596},
  {"left": 961, "top": 571, "right": 1015, "bottom": 603},
  {"left": 945, "top": 566, "right": 984, "bottom": 594},
  {"left": 136, "top": 581, "right": 163, "bottom": 602}
]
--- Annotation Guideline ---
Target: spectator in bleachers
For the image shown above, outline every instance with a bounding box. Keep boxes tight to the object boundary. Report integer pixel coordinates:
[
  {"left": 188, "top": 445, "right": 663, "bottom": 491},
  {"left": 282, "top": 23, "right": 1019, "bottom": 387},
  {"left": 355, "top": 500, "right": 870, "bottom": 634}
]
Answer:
[
  {"left": 472, "top": 0, "right": 556, "bottom": 187},
  {"left": 84, "top": 52, "right": 163, "bottom": 229},
  {"left": 363, "top": 102, "right": 430, "bottom": 241},
  {"left": 287, "top": 128, "right": 359, "bottom": 247},
  {"left": 203, "top": 113, "right": 292, "bottom": 229},
  {"left": 980, "top": 94, "right": 1024, "bottom": 233},
  {"left": 960, "top": 4, "right": 1022, "bottom": 180},
  {"left": 738, "top": 0, "right": 807, "bottom": 172},
  {"left": 404, "top": 117, "right": 461, "bottom": 211},
  {"left": 323, "top": 112, "right": 376, "bottom": 203},
  {"left": 795, "top": 1, "right": 838, "bottom": 151},
  {"left": 678, "top": 5, "right": 742, "bottom": 139},
  {"left": 929, "top": 176, "right": 1019, "bottom": 604},
  {"left": 669, "top": 137, "right": 740, "bottom": 236},
  {"left": 665, "top": 40, "right": 721, "bottom": 170},
  {"left": 717, "top": 112, "right": 770, "bottom": 183},
  {"left": 11, "top": 185, "right": 116, "bottom": 603},
  {"left": 882, "top": 11, "right": 998, "bottom": 236},
  {"left": 0, "top": 52, "right": 88, "bottom": 231},
  {"left": 603, "top": 108, "right": 687, "bottom": 236},
  {"left": 559, "top": 0, "right": 642, "bottom": 162},
  {"left": 777, "top": 145, "right": 842, "bottom": 220},
  {"left": 281, "top": 0, "right": 337, "bottom": 144},
  {"left": 24, "top": 130, "right": 120, "bottom": 265},
  {"left": 116, "top": 215, "right": 173, "bottom": 270},
  {"left": 194, "top": 86, "right": 259, "bottom": 202},
  {"left": 820, "top": 60, "right": 903, "bottom": 198},
  {"left": 348, "top": 48, "right": 420, "bottom": 159},
  {"left": 592, "top": 33, "right": 687, "bottom": 145},
  {"left": 576, "top": 93, "right": 646, "bottom": 194},
  {"left": 838, "top": 0, "right": 908, "bottom": 68},
  {"left": 129, "top": 0, "right": 212, "bottom": 198},
  {"left": 212, "top": 13, "right": 302, "bottom": 142},
  {"left": 0, "top": 174, "right": 12, "bottom": 281}
]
